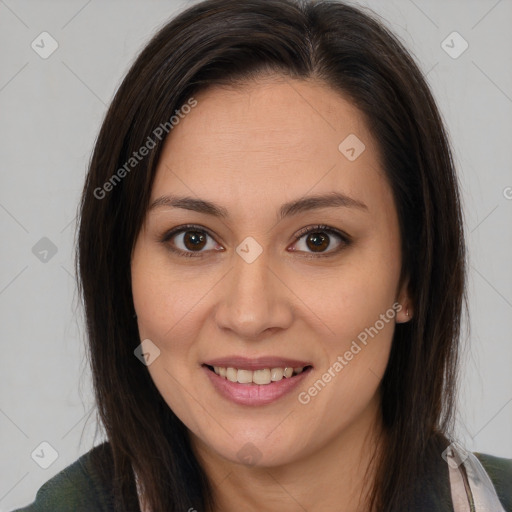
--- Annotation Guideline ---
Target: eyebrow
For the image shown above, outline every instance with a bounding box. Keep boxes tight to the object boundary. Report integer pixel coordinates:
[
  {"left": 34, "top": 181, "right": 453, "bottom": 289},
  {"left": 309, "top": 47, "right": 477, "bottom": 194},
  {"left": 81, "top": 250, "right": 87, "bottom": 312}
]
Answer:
[{"left": 148, "top": 191, "right": 368, "bottom": 220}]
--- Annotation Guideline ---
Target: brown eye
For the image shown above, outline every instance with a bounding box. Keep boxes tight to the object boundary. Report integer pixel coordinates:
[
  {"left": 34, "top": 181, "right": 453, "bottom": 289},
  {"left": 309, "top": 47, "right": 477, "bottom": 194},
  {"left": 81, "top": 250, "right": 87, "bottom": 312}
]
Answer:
[
  {"left": 161, "top": 224, "right": 350, "bottom": 259},
  {"left": 291, "top": 225, "right": 350, "bottom": 256},
  {"left": 161, "top": 225, "right": 221, "bottom": 257},
  {"left": 182, "top": 230, "right": 207, "bottom": 251},
  {"left": 304, "top": 232, "right": 330, "bottom": 252}
]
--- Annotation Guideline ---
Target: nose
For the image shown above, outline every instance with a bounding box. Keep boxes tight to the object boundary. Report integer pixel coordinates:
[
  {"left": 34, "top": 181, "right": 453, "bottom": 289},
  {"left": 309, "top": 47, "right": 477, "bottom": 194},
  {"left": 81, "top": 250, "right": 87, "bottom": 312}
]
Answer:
[{"left": 214, "top": 248, "right": 294, "bottom": 340}]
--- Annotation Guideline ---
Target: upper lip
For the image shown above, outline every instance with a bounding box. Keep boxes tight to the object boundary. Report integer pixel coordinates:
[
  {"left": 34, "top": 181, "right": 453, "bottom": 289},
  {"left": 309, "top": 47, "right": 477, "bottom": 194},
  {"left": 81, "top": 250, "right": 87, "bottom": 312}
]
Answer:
[{"left": 202, "top": 356, "right": 313, "bottom": 371}]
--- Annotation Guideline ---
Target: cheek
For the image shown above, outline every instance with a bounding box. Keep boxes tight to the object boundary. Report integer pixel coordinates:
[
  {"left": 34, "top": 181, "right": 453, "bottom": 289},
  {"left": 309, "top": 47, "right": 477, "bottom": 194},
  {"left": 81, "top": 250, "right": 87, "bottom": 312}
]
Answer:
[
  {"left": 131, "top": 248, "right": 208, "bottom": 344},
  {"left": 131, "top": 246, "right": 215, "bottom": 380},
  {"left": 132, "top": 271, "right": 188, "bottom": 342},
  {"left": 131, "top": 254, "right": 207, "bottom": 432},
  {"left": 292, "top": 248, "right": 400, "bottom": 345},
  {"left": 132, "top": 267, "right": 209, "bottom": 402},
  {"left": 290, "top": 235, "right": 400, "bottom": 407}
]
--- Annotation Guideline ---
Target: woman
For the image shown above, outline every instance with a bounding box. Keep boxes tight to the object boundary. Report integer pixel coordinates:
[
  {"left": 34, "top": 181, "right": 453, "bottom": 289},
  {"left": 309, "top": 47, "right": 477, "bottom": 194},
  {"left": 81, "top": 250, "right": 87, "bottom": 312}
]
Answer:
[{"left": 13, "top": 0, "right": 511, "bottom": 511}]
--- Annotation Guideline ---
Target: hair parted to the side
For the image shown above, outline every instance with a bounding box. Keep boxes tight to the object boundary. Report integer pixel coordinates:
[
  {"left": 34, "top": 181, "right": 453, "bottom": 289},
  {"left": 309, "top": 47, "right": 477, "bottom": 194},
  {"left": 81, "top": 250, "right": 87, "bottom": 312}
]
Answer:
[{"left": 75, "top": 0, "right": 468, "bottom": 510}]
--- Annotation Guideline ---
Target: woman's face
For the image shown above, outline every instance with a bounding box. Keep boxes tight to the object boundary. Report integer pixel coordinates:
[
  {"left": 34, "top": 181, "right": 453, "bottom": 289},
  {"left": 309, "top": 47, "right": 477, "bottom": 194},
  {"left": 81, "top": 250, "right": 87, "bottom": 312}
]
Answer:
[{"left": 131, "top": 76, "right": 411, "bottom": 468}]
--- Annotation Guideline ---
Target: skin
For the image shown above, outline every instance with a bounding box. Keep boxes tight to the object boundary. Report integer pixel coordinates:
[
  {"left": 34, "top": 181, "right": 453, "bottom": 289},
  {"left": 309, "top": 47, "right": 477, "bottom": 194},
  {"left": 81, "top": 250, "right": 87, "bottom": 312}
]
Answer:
[{"left": 131, "top": 74, "right": 413, "bottom": 512}]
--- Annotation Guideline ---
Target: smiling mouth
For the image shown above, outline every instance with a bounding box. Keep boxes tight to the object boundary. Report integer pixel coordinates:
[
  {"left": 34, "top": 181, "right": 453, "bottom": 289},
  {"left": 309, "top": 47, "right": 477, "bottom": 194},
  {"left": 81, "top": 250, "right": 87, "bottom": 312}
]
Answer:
[{"left": 203, "top": 364, "right": 313, "bottom": 385}]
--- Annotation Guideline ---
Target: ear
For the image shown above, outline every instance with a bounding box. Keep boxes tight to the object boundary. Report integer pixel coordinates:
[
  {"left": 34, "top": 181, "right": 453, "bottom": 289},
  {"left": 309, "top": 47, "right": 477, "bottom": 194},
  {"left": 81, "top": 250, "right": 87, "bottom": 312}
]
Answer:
[{"left": 395, "top": 275, "right": 413, "bottom": 324}]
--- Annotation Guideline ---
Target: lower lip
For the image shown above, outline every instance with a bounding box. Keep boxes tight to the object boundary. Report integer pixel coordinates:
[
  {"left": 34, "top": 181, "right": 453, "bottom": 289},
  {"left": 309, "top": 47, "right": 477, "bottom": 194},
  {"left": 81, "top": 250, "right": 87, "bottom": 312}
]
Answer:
[{"left": 203, "top": 365, "right": 312, "bottom": 406}]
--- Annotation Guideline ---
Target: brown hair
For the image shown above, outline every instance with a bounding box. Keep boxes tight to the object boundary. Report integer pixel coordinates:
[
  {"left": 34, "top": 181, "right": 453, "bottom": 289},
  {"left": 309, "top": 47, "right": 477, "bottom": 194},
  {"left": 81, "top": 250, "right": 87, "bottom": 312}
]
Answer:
[{"left": 76, "top": 0, "right": 467, "bottom": 510}]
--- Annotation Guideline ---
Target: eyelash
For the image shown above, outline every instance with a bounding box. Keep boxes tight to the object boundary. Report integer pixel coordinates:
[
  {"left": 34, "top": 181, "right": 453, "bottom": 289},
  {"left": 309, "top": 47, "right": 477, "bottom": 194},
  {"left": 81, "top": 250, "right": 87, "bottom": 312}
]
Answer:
[{"left": 159, "top": 223, "right": 351, "bottom": 259}]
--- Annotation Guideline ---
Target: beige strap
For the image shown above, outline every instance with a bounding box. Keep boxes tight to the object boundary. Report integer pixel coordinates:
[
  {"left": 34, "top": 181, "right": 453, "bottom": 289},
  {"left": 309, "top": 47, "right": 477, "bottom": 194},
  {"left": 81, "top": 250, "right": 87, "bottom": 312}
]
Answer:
[{"left": 446, "top": 442, "right": 506, "bottom": 512}]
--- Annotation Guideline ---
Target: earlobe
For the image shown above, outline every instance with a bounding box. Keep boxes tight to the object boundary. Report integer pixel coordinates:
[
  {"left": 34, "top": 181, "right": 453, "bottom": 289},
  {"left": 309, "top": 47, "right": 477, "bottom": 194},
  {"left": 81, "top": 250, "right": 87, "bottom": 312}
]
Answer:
[
  {"left": 396, "top": 275, "right": 413, "bottom": 323},
  {"left": 396, "top": 304, "right": 413, "bottom": 323}
]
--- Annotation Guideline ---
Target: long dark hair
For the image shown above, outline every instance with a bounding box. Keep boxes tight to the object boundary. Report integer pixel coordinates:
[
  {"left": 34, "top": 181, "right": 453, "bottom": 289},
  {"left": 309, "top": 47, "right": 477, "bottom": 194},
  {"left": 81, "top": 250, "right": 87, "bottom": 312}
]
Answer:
[{"left": 75, "top": 0, "right": 467, "bottom": 510}]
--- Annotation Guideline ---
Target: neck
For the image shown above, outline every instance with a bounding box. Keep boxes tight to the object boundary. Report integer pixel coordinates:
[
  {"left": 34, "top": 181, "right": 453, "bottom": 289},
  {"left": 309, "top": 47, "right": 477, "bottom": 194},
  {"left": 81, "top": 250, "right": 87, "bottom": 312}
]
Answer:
[{"left": 191, "top": 394, "right": 385, "bottom": 512}]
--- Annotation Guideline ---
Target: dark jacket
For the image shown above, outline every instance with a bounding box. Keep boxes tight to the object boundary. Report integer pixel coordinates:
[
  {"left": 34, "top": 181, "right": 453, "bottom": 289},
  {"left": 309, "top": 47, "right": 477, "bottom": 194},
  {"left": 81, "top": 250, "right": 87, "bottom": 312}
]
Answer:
[{"left": 11, "top": 442, "right": 512, "bottom": 511}]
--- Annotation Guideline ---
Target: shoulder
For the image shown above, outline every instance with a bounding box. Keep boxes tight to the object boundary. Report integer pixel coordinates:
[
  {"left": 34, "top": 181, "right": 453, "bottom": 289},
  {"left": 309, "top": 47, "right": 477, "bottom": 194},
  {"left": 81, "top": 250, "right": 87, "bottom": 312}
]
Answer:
[
  {"left": 11, "top": 442, "right": 114, "bottom": 512},
  {"left": 475, "top": 452, "right": 512, "bottom": 511}
]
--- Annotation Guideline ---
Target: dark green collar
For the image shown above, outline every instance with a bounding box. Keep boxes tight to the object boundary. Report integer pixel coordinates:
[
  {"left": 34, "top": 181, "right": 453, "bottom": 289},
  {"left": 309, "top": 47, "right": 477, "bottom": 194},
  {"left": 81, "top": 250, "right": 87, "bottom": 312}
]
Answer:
[{"left": 12, "top": 442, "right": 512, "bottom": 511}]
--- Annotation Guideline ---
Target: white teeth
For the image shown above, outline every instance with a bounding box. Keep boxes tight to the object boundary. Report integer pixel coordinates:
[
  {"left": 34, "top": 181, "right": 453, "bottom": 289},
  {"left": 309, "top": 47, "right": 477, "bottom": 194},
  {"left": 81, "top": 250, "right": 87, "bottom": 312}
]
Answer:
[
  {"left": 253, "top": 369, "right": 271, "bottom": 385},
  {"left": 237, "top": 369, "right": 253, "bottom": 384},
  {"left": 270, "top": 367, "right": 284, "bottom": 381},
  {"left": 226, "top": 367, "right": 238, "bottom": 382},
  {"left": 210, "top": 365, "right": 308, "bottom": 385}
]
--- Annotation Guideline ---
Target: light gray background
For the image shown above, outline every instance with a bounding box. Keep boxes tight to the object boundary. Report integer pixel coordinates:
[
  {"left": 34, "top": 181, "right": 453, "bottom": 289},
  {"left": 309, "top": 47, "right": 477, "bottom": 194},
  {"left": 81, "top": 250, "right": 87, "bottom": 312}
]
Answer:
[{"left": 1, "top": 0, "right": 511, "bottom": 509}]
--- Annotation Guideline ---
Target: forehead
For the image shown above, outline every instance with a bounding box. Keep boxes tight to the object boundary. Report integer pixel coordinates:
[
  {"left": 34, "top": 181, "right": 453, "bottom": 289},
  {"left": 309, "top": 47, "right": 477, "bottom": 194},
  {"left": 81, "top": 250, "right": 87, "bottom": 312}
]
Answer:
[
  {"left": 151, "top": 76, "right": 388, "bottom": 217},
  {"left": 165, "top": 77, "right": 374, "bottom": 157}
]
